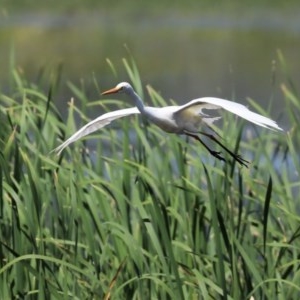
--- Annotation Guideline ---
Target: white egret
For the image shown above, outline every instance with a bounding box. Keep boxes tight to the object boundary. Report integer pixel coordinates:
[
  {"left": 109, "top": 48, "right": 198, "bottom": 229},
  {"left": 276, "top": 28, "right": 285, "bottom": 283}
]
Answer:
[{"left": 53, "top": 82, "right": 283, "bottom": 167}]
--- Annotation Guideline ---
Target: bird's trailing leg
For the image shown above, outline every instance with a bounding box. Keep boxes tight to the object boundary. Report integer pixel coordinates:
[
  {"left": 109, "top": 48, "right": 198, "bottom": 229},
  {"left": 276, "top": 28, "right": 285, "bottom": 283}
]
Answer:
[
  {"left": 185, "top": 133, "right": 226, "bottom": 163},
  {"left": 199, "top": 131, "right": 249, "bottom": 167},
  {"left": 186, "top": 132, "right": 249, "bottom": 167}
]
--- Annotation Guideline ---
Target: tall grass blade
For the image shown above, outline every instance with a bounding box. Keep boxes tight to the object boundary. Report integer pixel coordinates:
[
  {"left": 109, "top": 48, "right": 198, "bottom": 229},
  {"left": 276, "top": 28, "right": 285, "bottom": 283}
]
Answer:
[
  {"left": 263, "top": 176, "right": 272, "bottom": 255},
  {"left": 203, "top": 164, "right": 227, "bottom": 299}
]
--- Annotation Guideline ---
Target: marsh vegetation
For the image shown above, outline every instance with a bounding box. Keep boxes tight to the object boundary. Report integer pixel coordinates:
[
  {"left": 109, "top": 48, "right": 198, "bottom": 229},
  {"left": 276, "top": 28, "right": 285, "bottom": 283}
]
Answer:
[{"left": 1, "top": 56, "right": 299, "bottom": 299}]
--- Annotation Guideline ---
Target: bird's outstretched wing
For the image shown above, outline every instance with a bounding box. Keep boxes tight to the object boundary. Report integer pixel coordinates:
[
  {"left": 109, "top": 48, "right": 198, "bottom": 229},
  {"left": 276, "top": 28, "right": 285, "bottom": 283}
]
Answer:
[
  {"left": 175, "top": 97, "right": 283, "bottom": 131},
  {"left": 52, "top": 107, "right": 140, "bottom": 155}
]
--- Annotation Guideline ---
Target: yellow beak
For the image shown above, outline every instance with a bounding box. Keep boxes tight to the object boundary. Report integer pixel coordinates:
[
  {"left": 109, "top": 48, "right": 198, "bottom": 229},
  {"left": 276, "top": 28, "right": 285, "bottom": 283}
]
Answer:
[{"left": 101, "top": 86, "right": 120, "bottom": 95}]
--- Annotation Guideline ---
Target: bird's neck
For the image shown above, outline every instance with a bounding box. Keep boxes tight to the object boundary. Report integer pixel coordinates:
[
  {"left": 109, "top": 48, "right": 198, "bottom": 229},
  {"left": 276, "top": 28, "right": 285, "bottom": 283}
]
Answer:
[{"left": 132, "top": 90, "right": 145, "bottom": 113}]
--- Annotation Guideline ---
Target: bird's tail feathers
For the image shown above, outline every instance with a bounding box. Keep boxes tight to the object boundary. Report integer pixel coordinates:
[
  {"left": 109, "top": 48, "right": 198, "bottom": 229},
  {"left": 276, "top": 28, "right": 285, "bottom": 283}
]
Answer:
[{"left": 202, "top": 116, "right": 223, "bottom": 138}]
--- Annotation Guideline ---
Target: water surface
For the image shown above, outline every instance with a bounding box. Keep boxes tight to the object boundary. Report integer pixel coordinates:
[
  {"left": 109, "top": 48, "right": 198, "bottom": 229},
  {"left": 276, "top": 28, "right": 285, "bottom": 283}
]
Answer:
[{"left": 0, "top": 8, "right": 299, "bottom": 121}]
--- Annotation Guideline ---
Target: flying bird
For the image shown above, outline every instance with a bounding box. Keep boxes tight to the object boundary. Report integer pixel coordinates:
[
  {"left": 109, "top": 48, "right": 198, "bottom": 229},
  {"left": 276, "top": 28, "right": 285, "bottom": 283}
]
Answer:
[{"left": 53, "top": 82, "right": 283, "bottom": 167}]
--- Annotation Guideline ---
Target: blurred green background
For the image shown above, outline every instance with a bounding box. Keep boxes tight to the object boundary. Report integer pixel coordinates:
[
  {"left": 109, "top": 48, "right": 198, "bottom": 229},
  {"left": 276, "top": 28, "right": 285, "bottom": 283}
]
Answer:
[
  {"left": 1, "top": 2, "right": 299, "bottom": 299},
  {"left": 0, "top": 0, "right": 299, "bottom": 114}
]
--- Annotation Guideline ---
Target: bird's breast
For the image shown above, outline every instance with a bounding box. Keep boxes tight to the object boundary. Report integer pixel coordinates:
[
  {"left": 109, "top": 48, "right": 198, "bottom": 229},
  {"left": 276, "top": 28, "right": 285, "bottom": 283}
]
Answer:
[{"left": 151, "top": 116, "right": 180, "bottom": 133}]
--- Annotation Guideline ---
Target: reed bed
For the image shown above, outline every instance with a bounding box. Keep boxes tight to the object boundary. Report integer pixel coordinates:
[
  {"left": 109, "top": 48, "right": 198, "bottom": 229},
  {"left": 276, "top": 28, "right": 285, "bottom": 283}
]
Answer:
[{"left": 0, "top": 57, "right": 299, "bottom": 299}]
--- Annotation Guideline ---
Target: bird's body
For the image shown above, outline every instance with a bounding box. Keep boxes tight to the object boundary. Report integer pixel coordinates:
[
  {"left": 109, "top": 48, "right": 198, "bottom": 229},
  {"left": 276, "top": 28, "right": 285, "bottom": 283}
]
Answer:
[
  {"left": 53, "top": 82, "right": 283, "bottom": 167},
  {"left": 143, "top": 106, "right": 182, "bottom": 133}
]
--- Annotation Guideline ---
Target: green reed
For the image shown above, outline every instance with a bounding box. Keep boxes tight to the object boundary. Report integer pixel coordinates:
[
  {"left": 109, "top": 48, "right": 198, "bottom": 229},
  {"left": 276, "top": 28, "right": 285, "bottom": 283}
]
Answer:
[{"left": 0, "top": 56, "right": 299, "bottom": 299}]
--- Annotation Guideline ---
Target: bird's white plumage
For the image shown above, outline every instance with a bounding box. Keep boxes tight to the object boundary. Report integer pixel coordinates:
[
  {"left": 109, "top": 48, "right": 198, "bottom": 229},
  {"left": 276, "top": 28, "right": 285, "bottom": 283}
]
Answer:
[
  {"left": 53, "top": 82, "right": 283, "bottom": 158},
  {"left": 116, "top": 82, "right": 131, "bottom": 89},
  {"left": 175, "top": 97, "right": 282, "bottom": 131},
  {"left": 53, "top": 107, "right": 140, "bottom": 155}
]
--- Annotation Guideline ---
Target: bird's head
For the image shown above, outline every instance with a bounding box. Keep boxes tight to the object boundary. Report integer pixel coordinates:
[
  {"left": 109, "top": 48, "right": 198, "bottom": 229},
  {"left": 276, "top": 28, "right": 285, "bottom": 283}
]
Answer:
[{"left": 102, "top": 82, "right": 132, "bottom": 95}]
